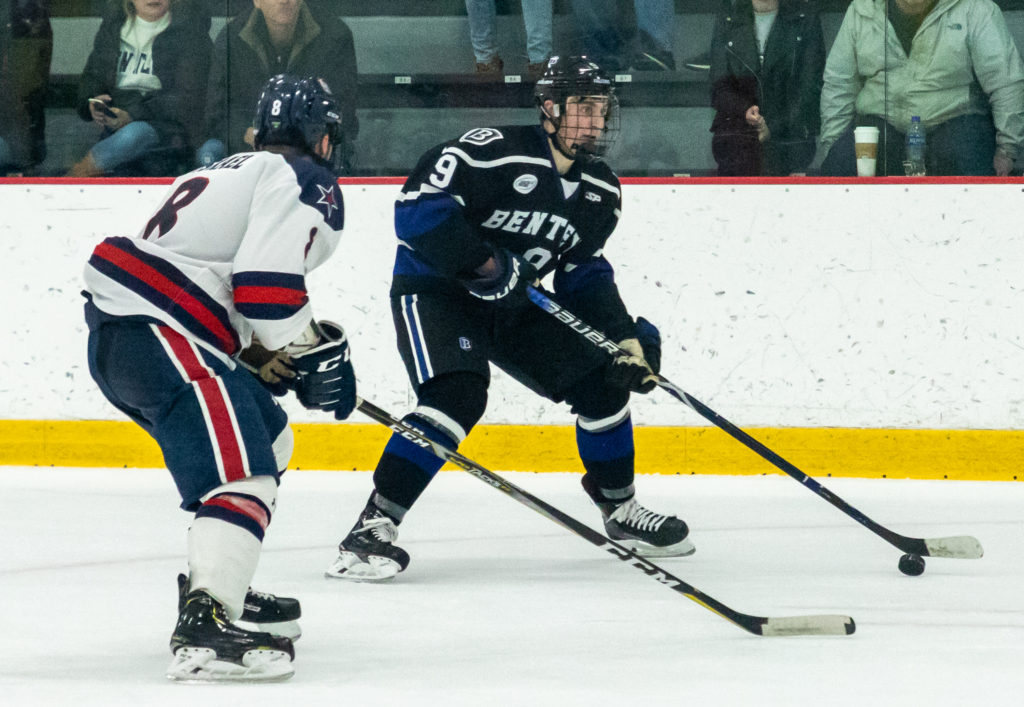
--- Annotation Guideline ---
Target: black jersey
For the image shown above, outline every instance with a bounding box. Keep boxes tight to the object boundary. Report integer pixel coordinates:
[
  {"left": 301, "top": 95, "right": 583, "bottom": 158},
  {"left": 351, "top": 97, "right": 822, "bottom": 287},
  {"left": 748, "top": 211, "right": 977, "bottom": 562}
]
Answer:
[{"left": 392, "top": 124, "right": 635, "bottom": 341}]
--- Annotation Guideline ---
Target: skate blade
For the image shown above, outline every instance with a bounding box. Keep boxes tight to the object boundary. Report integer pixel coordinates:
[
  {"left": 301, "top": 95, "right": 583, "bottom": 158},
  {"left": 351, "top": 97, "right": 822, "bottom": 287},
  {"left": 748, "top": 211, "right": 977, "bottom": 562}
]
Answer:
[
  {"left": 237, "top": 618, "right": 302, "bottom": 641},
  {"left": 324, "top": 552, "right": 402, "bottom": 582},
  {"left": 615, "top": 537, "right": 696, "bottom": 558},
  {"left": 166, "top": 646, "right": 294, "bottom": 683}
]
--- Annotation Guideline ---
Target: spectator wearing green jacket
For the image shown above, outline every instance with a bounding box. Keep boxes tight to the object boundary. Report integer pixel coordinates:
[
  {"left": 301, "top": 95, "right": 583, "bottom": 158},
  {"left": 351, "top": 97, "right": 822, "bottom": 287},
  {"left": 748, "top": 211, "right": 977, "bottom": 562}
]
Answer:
[{"left": 819, "top": 0, "right": 1024, "bottom": 176}]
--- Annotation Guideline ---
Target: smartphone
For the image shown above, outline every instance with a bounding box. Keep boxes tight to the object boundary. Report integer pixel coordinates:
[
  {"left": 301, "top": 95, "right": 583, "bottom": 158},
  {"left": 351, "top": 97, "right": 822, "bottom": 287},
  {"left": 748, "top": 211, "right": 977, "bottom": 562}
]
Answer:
[{"left": 89, "top": 98, "right": 117, "bottom": 119}]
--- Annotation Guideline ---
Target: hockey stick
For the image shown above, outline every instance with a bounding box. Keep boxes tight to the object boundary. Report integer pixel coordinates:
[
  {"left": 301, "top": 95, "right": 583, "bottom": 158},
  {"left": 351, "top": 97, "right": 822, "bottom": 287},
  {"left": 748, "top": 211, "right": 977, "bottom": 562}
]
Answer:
[
  {"left": 526, "top": 286, "right": 983, "bottom": 561},
  {"left": 355, "top": 396, "right": 854, "bottom": 637}
]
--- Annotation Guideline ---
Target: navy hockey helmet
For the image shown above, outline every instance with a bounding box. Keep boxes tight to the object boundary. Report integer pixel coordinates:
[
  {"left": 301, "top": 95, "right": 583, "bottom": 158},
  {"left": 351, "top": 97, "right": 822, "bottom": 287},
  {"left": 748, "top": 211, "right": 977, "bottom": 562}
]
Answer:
[
  {"left": 534, "top": 55, "right": 620, "bottom": 160},
  {"left": 253, "top": 74, "right": 343, "bottom": 158}
]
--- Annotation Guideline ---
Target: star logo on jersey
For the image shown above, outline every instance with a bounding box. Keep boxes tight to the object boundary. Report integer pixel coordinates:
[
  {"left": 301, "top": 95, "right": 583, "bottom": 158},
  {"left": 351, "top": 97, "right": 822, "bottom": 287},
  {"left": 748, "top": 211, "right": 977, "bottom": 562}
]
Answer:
[{"left": 316, "top": 184, "right": 338, "bottom": 218}]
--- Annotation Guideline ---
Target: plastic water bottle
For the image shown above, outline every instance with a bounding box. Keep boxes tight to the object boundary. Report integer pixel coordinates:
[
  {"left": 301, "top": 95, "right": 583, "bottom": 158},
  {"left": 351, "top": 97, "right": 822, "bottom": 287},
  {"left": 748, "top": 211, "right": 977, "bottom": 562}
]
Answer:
[{"left": 905, "top": 116, "right": 926, "bottom": 176}]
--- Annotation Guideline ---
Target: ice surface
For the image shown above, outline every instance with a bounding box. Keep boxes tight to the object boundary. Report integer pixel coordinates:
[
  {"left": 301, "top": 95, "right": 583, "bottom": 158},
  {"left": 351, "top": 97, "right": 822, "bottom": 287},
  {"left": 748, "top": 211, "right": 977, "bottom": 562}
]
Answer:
[{"left": 1, "top": 467, "right": 1021, "bottom": 705}]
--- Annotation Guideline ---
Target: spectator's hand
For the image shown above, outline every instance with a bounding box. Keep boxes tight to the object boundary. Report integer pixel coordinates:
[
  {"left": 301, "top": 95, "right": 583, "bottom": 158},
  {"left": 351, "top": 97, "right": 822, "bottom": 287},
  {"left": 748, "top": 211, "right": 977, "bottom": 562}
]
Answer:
[
  {"left": 745, "top": 105, "right": 770, "bottom": 142},
  {"left": 244, "top": 127, "right": 256, "bottom": 147},
  {"left": 88, "top": 94, "right": 114, "bottom": 125},
  {"left": 105, "top": 106, "right": 132, "bottom": 132},
  {"left": 994, "top": 150, "right": 1014, "bottom": 177}
]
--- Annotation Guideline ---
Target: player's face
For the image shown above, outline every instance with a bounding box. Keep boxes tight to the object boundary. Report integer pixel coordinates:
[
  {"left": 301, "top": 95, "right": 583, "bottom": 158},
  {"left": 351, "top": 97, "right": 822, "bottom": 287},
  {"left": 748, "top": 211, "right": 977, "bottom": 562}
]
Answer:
[
  {"left": 254, "top": 0, "right": 301, "bottom": 28},
  {"left": 558, "top": 96, "right": 610, "bottom": 156}
]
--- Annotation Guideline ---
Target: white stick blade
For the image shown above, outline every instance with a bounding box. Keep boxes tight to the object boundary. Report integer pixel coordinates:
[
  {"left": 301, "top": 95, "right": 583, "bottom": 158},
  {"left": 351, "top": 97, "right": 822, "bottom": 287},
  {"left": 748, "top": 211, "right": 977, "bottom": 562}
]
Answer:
[
  {"left": 760, "top": 615, "right": 856, "bottom": 637},
  {"left": 924, "top": 536, "right": 984, "bottom": 559}
]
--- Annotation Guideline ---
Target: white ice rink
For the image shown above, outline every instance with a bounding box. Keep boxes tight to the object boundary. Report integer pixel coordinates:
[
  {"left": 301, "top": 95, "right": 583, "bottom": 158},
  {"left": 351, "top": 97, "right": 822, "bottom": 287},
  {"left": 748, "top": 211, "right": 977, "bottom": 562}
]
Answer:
[{"left": 1, "top": 466, "right": 1021, "bottom": 705}]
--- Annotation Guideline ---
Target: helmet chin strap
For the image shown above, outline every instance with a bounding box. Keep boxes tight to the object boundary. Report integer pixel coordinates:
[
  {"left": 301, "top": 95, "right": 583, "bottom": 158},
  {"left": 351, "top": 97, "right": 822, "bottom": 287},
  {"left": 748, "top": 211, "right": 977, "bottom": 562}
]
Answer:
[{"left": 540, "top": 103, "right": 579, "bottom": 162}]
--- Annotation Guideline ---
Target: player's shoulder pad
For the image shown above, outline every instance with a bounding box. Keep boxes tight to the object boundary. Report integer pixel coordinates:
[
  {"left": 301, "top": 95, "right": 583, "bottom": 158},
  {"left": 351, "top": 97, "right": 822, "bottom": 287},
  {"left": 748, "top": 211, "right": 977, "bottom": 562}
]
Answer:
[
  {"left": 442, "top": 125, "right": 544, "bottom": 167},
  {"left": 580, "top": 160, "right": 622, "bottom": 203},
  {"left": 283, "top": 155, "right": 344, "bottom": 231}
]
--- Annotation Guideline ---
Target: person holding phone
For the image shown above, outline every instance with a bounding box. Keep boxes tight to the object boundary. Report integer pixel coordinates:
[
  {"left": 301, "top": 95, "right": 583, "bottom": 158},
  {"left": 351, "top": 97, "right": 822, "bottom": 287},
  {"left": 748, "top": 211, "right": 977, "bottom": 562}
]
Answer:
[{"left": 69, "top": 0, "right": 212, "bottom": 177}]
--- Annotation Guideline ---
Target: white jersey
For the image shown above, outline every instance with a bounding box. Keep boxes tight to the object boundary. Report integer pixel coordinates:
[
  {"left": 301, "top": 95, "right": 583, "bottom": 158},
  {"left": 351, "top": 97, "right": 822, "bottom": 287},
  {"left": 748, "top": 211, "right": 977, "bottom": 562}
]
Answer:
[{"left": 84, "top": 151, "right": 344, "bottom": 364}]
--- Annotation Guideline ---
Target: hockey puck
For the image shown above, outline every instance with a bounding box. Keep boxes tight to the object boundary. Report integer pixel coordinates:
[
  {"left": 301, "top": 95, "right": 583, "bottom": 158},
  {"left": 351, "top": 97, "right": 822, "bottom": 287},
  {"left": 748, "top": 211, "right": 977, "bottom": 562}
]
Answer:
[{"left": 898, "top": 553, "right": 925, "bottom": 576}]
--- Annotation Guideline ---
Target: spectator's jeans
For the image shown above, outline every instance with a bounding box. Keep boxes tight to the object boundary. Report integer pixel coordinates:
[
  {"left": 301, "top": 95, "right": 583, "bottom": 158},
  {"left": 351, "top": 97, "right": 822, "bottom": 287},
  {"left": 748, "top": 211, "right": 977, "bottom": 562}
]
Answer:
[
  {"left": 634, "top": 0, "right": 674, "bottom": 54},
  {"left": 570, "top": 0, "right": 674, "bottom": 68},
  {"left": 196, "top": 138, "right": 227, "bottom": 168},
  {"left": 466, "top": 0, "right": 552, "bottom": 64},
  {"left": 91, "top": 121, "right": 161, "bottom": 173},
  {"left": 821, "top": 113, "right": 997, "bottom": 177}
]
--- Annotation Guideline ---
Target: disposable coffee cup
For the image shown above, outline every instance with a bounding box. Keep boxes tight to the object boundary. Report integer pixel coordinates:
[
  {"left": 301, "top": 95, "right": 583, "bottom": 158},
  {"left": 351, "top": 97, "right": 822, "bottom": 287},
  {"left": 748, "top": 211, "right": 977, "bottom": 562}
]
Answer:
[{"left": 853, "top": 126, "right": 880, "bottom": 177}]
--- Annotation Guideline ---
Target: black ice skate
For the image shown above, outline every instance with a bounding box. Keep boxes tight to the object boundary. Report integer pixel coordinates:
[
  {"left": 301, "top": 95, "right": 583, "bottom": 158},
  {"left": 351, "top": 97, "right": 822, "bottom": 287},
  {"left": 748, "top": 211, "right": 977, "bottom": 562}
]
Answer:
[
  {"left": 583, "top": 476, "right": 696, "bottom": 557},
  {"left": 167, "top": 590, "right": 295, "bottom": 683},
  {"left": 176, "top": 574, "right": 302, "bottom": 640},
  {"left": 325, "top": 504, "right": 410, "bottom": 582}
]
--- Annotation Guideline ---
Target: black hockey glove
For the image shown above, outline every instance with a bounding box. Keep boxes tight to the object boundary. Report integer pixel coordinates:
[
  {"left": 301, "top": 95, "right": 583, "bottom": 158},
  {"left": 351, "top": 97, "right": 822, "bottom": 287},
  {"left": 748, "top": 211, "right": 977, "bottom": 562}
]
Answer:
[
  {"left": 607, "top": 318, "right": 662, "bottom": 394},
  {"left": 461, "top": 248, "right": 538, "bottom": 308},
  {"left": 290, "top": 321, "right": 357, "bottom": 420}
]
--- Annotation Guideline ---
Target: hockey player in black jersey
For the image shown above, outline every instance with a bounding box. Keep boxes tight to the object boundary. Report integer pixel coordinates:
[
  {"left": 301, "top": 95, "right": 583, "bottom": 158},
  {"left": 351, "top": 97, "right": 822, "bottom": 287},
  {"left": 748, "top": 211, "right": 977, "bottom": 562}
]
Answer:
[
  {"left": 83, "top": 75, "right": 357, "bottom": 681},
  {"left": 326, "top": 56, "right": 694, "bottom": 582}
]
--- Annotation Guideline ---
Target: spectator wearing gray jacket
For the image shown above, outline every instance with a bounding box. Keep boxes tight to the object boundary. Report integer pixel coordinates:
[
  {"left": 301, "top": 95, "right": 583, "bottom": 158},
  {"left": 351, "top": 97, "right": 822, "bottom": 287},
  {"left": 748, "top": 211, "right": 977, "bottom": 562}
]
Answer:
[{"left": 819, "top": 0, "right": 1024, "bottom": 176}]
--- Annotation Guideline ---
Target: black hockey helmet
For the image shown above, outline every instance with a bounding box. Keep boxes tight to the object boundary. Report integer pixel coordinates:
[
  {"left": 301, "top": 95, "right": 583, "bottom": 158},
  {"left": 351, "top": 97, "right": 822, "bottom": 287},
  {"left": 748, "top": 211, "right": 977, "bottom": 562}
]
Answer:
[
  {"left": 253, "top": 74, "right": 343, "bottom": 157},
  {"left": 534, "top": 55, "right": 619, "bottom": 160}
]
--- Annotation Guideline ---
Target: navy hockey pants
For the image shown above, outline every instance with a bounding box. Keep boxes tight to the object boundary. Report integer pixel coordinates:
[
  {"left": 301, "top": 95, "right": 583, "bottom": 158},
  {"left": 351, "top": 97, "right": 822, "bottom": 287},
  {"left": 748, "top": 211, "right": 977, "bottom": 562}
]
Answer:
[{"left": 85, "top": 301, "right": 288, "bottom": 511}]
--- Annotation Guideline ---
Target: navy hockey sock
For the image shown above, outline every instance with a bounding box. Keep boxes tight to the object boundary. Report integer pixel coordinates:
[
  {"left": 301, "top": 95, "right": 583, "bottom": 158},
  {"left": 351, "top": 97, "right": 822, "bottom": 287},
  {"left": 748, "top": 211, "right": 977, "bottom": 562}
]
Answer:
[
  {"left": 371, "top": 413, "right": 461, "bottom": 514},
  {"left": 575, "top": 404, "right": 636, "bottom": 502}
]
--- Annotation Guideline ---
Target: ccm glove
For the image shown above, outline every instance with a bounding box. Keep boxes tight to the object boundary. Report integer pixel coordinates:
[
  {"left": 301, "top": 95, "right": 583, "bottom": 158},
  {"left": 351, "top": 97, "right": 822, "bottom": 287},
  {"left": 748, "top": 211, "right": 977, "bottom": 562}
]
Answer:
[
  {"left": 607, "top": 318, "right": 662, "bottom": 394},
  {"left": 461, "top": 248, "right": 538, "bottom": 308},
  {"left": 291, "top": 321, "right": 357, "bottom": 420}
]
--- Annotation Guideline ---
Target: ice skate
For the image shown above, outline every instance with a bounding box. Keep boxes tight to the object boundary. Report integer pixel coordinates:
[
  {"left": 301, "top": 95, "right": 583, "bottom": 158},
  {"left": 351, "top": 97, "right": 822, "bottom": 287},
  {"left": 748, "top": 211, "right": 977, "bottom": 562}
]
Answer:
[
  {"left": 167, "top": 590, "right": 295, "bottom": 683},
  {"left": 177, "top": 574, "right": 302, "bottom": 640},
  {"left": 583, "top": 477, "right": 695, "bottom": 557},
  {"left": 325, "top": 505, "right": 410, "bottom": 582},
  {"left": 602, "top": 497, "right": 695, "bottom": 557}
]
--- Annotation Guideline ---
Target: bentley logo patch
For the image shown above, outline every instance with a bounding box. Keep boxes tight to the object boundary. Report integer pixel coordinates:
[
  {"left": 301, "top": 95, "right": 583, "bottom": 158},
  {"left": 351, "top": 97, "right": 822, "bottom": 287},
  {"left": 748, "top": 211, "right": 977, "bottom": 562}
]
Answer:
[{"left": 459, "top": 128, "right": 503, "bottom": 145}]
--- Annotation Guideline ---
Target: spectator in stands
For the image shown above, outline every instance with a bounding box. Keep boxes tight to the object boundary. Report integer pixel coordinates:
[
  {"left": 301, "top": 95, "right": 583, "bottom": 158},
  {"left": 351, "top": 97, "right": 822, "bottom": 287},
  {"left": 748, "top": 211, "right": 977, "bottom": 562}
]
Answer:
[
  {"left": 570, "top": 0, "right": 676, "bottom": 72},
  {"left": 819, "top": 0, "right": 1024, "bottom": 176},
  {"left": 197, "top": 0, "right": 358, "bottom": 172},
  {"left": 465, "top": 0, "right": 551, "bottom": 77},
  {"left": 709, "top": 0, "right": 823, "bottom": 176},
  {"left": 0, "top": 0, "right": 52, "bottom": 175},
  {"left": 68, "top": 0, "right": 211, "bottom": 178}
]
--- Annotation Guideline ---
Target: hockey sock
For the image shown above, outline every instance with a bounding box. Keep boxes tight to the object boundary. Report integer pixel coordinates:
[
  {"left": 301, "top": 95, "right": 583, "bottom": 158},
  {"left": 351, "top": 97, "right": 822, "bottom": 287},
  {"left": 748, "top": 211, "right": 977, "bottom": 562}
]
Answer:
[
  {"left": 371, "top": 408, "right": 465, "bottom": 518},
  {"left": 575, "top": 403, "right": 636, "bottom": 504},
  {"left": 188, "top": 475, "right": 277, "bottom": 620},
  {"left": 371, "top": 373, "right": 484, "bottom": 517}
]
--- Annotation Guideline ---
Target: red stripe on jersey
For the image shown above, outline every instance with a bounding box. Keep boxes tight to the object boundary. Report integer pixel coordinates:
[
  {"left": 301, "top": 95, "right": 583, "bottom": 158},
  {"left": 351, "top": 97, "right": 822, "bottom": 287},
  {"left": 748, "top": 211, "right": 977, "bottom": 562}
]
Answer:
[
  {"left": 157, "top": 328, "right": 246, "bottom": 483},
  {"left": 233, "top": 285, "right": 308, "bottom": 306},
  {"left": 204, "top": 495, "right": 271, "bottom": 530},
  {"left": 93, "top": 241, "right": 238, "bottom": 353}
]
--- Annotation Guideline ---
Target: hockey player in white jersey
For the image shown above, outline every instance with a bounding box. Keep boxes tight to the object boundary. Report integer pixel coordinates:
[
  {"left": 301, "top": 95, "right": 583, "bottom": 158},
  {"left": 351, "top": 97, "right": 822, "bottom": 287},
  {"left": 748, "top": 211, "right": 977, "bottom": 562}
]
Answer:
[{"left": 83, "top": 75, "right": 354, "bottom": 682}]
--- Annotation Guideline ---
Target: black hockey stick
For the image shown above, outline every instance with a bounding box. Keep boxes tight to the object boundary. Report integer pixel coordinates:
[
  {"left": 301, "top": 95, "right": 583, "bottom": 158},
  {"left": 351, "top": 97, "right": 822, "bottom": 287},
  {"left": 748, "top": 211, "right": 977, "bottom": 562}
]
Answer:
[
  {"left": 526, "top": 286, "right": 983, "bottom": 561},
  {"left": 355, "top": 397, "right": 854, "bottom": 637}
]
